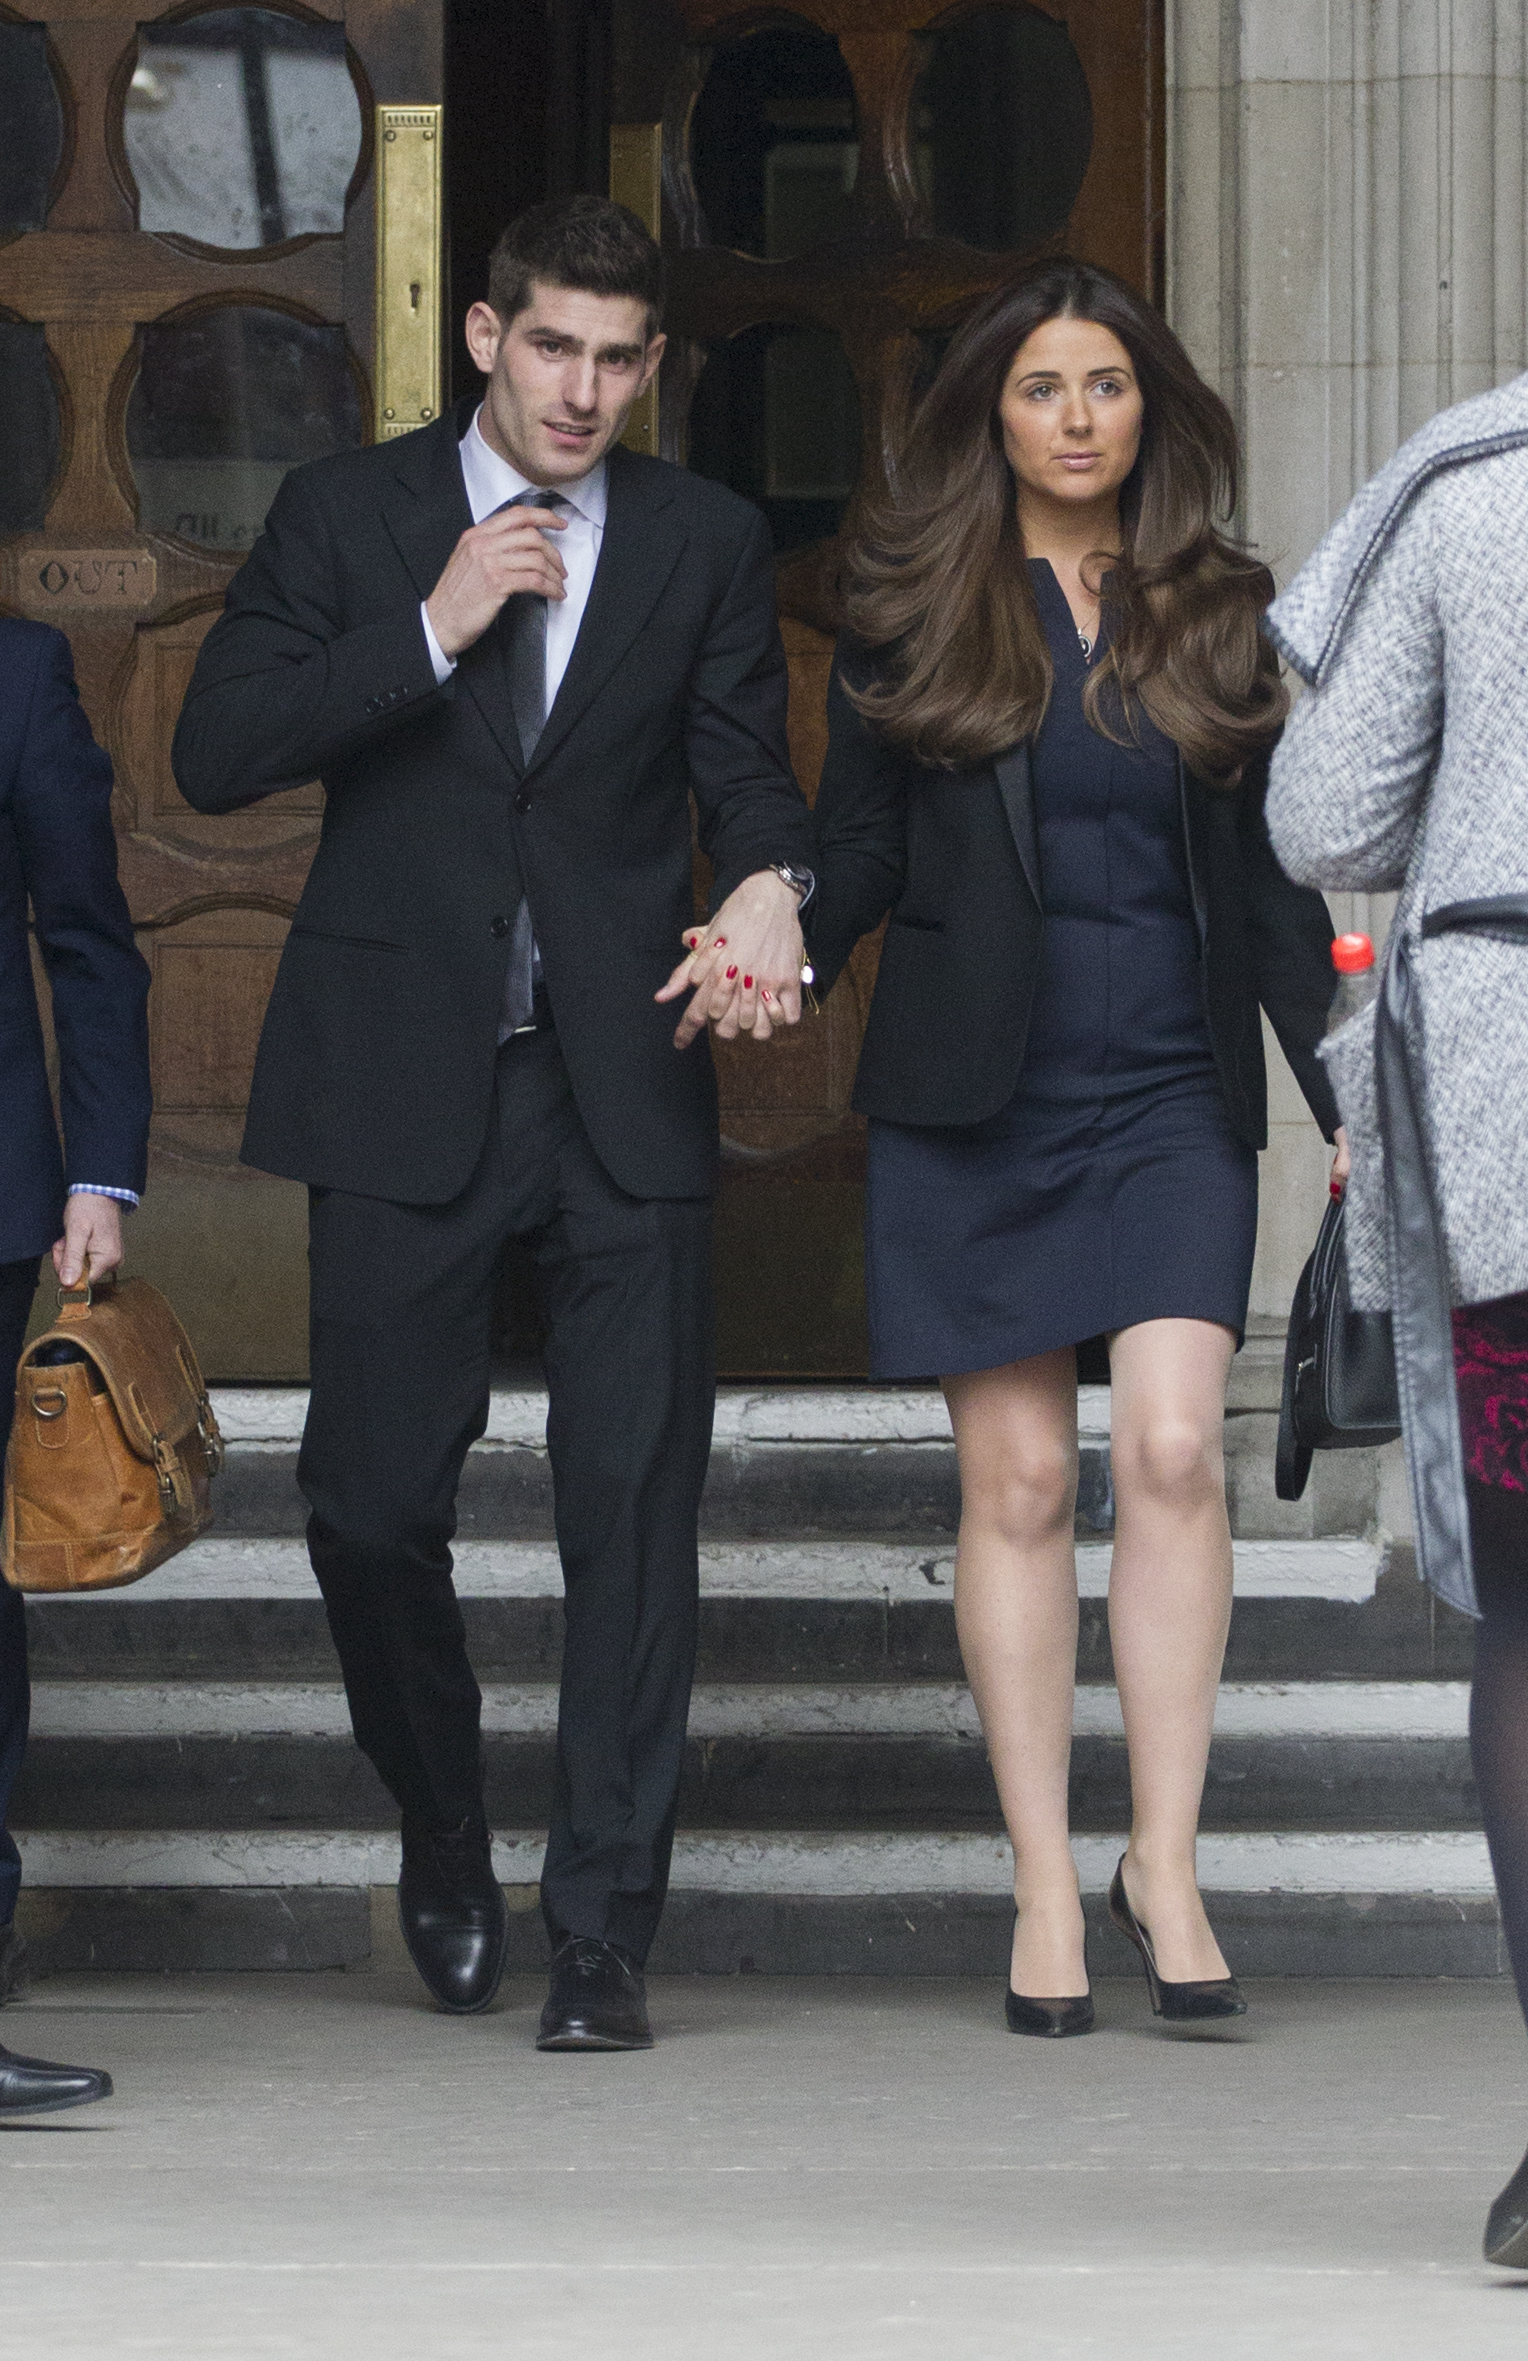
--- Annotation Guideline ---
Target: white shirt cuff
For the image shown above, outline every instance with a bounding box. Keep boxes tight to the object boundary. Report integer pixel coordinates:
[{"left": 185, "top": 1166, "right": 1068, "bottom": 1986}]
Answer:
[{"left": 420, "top": 602, "right": 456, "bottom": 686}]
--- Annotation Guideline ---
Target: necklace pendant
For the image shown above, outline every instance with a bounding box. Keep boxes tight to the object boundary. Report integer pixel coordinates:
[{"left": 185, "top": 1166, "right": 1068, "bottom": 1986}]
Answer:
[{"left": 1077, "top": 628, "right": 1093, "bottom": 662}]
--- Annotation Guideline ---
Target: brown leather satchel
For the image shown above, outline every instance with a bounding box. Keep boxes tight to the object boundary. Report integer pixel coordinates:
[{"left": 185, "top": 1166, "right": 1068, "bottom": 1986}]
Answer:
[{"left": 2, "top": 1270, "right": 223, "bottom": 1594}]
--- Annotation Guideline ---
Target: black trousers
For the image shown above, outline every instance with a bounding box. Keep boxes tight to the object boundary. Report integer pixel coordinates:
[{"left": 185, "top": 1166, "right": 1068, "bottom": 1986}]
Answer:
[
  {"left": 298, "top": 1027, "right": 714, "bottom": 1964},
  {"left": 0, "top": 1257, "right": 41, "bottom": 1928}
]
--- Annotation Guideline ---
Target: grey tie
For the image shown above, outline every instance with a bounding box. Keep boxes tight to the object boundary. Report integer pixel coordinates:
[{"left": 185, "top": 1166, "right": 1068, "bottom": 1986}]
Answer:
[{"left": 496, "top": 490, "right": 567, "bottom": 1039}]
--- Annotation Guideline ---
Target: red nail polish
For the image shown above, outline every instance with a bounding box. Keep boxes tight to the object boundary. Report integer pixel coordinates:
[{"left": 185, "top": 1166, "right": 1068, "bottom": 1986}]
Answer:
[
  {"left": 713, "top": 937, "right": 726, "bottom": 949},
  {"left": 726, "top": 966, "right": 738, "bottom": 980},
  {"left": 743, "top": 975, "right": 753, "bottom": 989},
  {"left": 1330, "top": 1180, "right": 1344, "bottom": 1198},
  {"left": 761, "top": 988, "right": 774, "bottom": 1001}
]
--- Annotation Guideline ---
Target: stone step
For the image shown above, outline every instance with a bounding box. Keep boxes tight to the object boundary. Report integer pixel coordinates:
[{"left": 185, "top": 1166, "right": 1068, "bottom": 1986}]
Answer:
[
  {"left": 13, "top": 1679, "right": 1478, "bottom": 1835},
  {"left": 12, "top": 1827, "right": 1506, "bottom": 1980},
  {"left": 25, "top": 1534, "right": 1471, "bottom": 1684},
  {"left": 204, "top": 1383, "right": 1395, "bottom": 1546}
]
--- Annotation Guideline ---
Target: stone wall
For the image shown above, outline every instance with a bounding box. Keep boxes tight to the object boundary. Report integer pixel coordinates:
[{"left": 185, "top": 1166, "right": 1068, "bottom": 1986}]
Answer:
[{"left": 1167, "top": 0, "right": 1528, "bottom": 1317}]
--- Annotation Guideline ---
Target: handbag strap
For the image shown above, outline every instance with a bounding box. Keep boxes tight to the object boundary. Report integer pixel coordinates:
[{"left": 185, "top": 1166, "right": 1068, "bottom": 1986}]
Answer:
[{"left": 1375, "top": 891, "right": 1528, "bottom": 1618}]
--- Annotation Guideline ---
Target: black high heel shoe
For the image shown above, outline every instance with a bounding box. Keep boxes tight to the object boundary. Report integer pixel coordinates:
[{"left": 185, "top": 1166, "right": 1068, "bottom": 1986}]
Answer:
[
  {"left": 1107, "top": 1856, "right": 1246, "bottom": 2022},
  {"left": 1005, "top": 1924, "right": 1094, "bottom": 2038},
  {"left": 1485, "top": 2144, "right": 1528, "bottom": 2268}
]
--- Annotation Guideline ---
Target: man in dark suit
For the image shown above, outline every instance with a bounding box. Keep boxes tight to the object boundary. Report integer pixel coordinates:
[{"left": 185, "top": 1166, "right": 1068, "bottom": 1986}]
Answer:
[
  {"left": 174, "top": 196, "right": 813, "bottom": 2047},
  {"left": 0, "top": 616, "right": 150, "bottom": 2111}
]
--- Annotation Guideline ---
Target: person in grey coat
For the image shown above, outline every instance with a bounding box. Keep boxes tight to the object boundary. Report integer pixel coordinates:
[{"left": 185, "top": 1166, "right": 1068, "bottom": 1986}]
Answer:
[{"left": 1264, "top": 373, "right": 1528, "bottom": 2271}]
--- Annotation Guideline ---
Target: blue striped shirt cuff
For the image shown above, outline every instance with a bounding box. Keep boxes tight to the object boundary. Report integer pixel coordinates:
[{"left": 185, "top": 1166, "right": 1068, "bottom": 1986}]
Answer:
[{"left": 67, "top": 1185, "right": 140, "bottom": 1208}]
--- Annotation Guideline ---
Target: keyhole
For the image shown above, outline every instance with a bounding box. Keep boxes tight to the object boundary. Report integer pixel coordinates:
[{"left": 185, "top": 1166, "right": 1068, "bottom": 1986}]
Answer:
[{"left": 410, "top": 282, "right": 421, "bottom": 311}]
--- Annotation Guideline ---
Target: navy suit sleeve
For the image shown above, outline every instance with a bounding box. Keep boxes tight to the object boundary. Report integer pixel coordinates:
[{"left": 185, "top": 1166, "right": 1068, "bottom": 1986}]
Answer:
[
  {"left": 1239, "top": 748, "right": 1342, "bottom": 1140},
  {"left": 684, "top": 505, "right": 814, "bottom": 907},
  {"left": 15, "top": 632, "right": 152, "bottom": 1195}
]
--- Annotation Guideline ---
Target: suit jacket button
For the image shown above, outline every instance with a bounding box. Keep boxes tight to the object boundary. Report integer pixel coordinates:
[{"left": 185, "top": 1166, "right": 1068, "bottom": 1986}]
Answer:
[
  {"left": 490, "top": 915, "right": 510, "bottom": 938},
  {"left": 365, "top": 697, "right": 380, "bottom": 714},
  {"left": 514, "top": 791, "right": 530, "bottom": 813}
]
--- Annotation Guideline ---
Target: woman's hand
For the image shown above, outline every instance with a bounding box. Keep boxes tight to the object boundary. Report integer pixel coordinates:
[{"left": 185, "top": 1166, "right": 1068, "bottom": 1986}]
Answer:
[
  {"left": 656, "top": 871, "right": 805, "bottom": 1048},
  {"left": 1329, "top": 1125, "right": 1351, "bottom": 1197}
]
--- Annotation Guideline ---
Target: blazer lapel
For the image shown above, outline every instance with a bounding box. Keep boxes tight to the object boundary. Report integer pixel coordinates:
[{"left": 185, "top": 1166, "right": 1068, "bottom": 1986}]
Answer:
[
  {"left": 991, "top": 743, "right": 1043, "bottom": 910},
  {"left": 379, "top": 404, "right": 525, "bottom": 777},
  {"left": 523, "top": 445, "right": 688, "bottom": 783}
]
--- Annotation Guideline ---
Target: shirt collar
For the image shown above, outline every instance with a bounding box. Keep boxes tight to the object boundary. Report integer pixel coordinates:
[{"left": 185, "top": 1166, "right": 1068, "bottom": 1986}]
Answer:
[{"left": 461, "top": 407, "right": 608, "bottom": 531}]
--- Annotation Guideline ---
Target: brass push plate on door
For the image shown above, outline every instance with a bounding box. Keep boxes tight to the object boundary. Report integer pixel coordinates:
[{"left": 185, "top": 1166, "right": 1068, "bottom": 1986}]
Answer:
[{"left": 375, "top": 106, "right": 443, "bottom": 441}]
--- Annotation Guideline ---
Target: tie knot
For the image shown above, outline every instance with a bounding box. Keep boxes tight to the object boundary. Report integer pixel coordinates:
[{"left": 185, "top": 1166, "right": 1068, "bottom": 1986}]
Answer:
[{"left": 500, "top": 488, "right": 567, "bottom": 516}]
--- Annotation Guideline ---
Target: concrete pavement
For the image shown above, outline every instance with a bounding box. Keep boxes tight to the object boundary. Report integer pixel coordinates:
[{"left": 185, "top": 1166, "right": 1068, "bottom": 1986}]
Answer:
[{"left": 4, "top": 1973, "right": 1528, "bottom": 2358}]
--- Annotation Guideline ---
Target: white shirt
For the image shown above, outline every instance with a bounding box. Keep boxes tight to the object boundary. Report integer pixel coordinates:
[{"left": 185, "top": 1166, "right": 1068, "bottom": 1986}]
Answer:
[{"left": 420, "top": 409, "right": 607, "bottom": 705}]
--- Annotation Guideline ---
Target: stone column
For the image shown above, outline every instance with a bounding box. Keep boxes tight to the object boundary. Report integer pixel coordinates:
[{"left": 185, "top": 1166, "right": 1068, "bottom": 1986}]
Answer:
[{"left": 1167, "top": 0, "right": 1528, "bottom": 1319}]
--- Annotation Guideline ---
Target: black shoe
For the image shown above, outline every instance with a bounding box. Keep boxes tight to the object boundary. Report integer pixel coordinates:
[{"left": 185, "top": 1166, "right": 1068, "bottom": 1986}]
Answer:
[
  {"left": 0, "top": 2042, "right": 112, "bottom": 2116},
  {"left": 0, "top": 1924, "right": 30, "bottom": 2004},
  {"left": 1485, "top": 2145, "right": 1528, "bottom": 2268},
  {"left": 537, "top": 1936, "right": 653, "bottom": 2051},
  {"left": 1108, "top": 1856, "right": 1246, "bottom": 2022},
  {"left": 1006, "top": 1923, "right": 1094, "bottom": 2037},
  {"left": 398, "top": 1814, "right": 509, "bottom": 2015}
]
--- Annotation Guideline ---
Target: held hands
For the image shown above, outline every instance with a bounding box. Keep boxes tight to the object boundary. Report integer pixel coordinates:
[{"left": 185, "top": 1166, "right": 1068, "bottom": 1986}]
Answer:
[
  {"left": 424, "top": 507, "right": 569, "bottom": 661},
  {"left": 657, "top": 871, "right": 806, "bottom": 1049},
  {"left": 1329, "top": 1125, "right": 1352, "bottom": 1198},
  {"left": 51, "top": 1193, "right": 126, "bottom": 1288}
]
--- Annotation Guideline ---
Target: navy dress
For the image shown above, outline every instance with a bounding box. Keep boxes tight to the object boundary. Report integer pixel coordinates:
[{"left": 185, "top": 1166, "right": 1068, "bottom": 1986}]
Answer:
[{"left": 865, "top": 561, "right": 1259, "bottom": 1380}]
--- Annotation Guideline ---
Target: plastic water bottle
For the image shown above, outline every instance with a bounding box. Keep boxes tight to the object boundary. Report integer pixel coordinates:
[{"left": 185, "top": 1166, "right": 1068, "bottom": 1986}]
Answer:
[{"left": 1327, "top": 932, "right": 1377, "bottom": 1032}]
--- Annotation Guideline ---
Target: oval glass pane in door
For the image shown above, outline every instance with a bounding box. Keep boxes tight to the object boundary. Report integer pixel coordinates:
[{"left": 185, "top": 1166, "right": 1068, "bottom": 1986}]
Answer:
[
  {"left": 690, "top": 21, "right": 857, "bottom": 259},
  {"left": 688, "top": 324, "right": 862, "bottom": 553},
  {"left": 0, "top": 321, "right": 62, "bottom": 535},
  {"left": 916, "top": 3, "right": 1092, "bottom": 253},
  {"left": 125, "top": 305, "right": 362, "bottom": 553},
  {"left": 0, "top": 22, "right": 64, "bottom": 239},
  {"left": 123, "top": 7, "right": 361, "bottom": 249}
]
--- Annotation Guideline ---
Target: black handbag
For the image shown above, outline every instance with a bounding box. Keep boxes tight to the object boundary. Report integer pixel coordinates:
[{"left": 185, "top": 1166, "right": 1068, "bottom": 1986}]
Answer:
[{"left": 1275, "top": 1190, "right": 1401, "bottom": 1501}]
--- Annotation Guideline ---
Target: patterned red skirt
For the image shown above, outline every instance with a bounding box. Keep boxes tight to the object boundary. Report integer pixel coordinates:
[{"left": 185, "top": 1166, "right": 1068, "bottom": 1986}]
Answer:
[{"left": 1453, "top": 1293, "right": 1528, "bottom": 1493}]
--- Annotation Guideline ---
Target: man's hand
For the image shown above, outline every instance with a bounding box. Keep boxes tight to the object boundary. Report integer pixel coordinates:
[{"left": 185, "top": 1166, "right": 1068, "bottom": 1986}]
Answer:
[
  {"left": 424, "top": 507, "right": 569, "bottom": 661},
  {"left": 52, "top": 1193, "right": 126, "bottom": 1288},
  {"left": 657, "top": 872, "right": 806, "bottom": 1049}
]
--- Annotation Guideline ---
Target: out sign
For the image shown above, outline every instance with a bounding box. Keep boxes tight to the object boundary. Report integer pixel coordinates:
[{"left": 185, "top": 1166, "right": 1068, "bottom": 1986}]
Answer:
[{"left": 22, "top": 550, "right": 159, "bottom": 609}]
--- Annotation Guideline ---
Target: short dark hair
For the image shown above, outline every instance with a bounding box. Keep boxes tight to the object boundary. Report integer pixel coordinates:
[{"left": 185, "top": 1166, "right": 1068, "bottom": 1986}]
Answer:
[{"left": 486, "top": 196, "right": 664, "bottom": 337}]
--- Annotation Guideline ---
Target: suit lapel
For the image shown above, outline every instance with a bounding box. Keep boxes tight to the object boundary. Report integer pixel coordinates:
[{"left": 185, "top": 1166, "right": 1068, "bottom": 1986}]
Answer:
[
  {"left": 523, "top": 445, "right": 688, "bottom": 782},
  {"left": 379, "top": 404, "right": 525, "bottom": 777},
  {"left": 991, "top": 742, "right": 1042, "bottom": 910}
]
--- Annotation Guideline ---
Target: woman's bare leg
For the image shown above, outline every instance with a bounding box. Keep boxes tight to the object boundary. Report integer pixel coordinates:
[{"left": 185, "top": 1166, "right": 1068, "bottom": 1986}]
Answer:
[
  {"left": 1106, "top": 1317, "right": 1237, "bottom": 1981},
  {"left": 944, "top": 1349, "right": 1085, "bottom": 1997}
]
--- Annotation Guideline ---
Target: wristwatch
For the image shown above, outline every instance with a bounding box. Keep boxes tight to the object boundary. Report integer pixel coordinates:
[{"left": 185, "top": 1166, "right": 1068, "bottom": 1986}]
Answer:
[{"left": 768, "top": 862, "right": 816, "bottom": 909}]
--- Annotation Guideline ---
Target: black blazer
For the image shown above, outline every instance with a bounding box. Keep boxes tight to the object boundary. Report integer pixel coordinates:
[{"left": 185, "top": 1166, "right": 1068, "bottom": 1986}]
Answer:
[
  {"left": 173, "top": 401, "right": 812, "bottom": 1205},
  {"left": 808, "top": 644, "right": 1341, "bottom": 1149},
  {"left": 0, "top": 620, "right": 151, "bottom": 1264}
]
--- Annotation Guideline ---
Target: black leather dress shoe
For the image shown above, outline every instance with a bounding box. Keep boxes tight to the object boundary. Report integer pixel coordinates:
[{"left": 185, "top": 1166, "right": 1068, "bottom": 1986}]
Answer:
[
  {"left": 398, "top": 1814, "right": 509, "bottom": 2015},
  {"left": 0, "top": 2042, "right": 112, "bottom": 2116},
  {"left": 537, "top": 1936, "right": 653, "bottom": 2051},
  {"left": 1485, "top": 2144, "right": 1528, "bottom": 2268}
]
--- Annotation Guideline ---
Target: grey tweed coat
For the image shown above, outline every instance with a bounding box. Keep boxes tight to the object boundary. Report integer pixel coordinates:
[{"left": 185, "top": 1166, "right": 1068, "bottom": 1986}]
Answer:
[{"left": 1265, "top": 374, "right": 1528, "bottom": 1317}]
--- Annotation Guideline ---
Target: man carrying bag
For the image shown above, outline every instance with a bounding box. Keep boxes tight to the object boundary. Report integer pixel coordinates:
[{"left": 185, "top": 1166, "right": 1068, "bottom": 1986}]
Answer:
[
  {"left": 0, "top": 614, "right": 151, "bottom": 2109},
  {"left": 174, "top": 196, "right": 813, "bottom": 2048}
]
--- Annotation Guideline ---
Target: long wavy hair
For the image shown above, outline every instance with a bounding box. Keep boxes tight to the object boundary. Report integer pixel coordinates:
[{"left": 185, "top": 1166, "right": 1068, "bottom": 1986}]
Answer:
[{"left": 842, "top": 261, "right": 1285, "bottom": 782}]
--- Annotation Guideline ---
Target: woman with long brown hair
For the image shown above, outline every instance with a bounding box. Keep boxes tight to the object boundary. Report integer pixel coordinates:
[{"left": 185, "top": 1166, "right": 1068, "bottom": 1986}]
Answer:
[{"left": 808, "top": 260, "right": 1346, "bottom": 2035}]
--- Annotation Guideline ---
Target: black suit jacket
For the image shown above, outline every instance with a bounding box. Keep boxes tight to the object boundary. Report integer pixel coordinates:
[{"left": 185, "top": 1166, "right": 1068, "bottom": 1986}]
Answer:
[
  {"left": 809, "top": 643, "right": 1341, "bottom": 1149},
  {"left": 173, "top": 402, "right": 812, "bottom": 1203},
  {"left": 0, "top": 620, "right": 151, "bottom": 1264}
]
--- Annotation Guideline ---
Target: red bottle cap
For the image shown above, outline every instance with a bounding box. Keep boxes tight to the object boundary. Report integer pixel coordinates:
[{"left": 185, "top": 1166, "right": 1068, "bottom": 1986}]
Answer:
[{"left": 1331, "top": 933, "right": 1375, "bottom": 974}]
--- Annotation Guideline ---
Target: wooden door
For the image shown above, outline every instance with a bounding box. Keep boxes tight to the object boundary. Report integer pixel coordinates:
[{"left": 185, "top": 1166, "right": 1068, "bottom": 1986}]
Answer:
[
  {"left": 0, "top": 0, "right": 441, "bottom": 1377},
  {"left": 614, "top": 0, "right": 1163, "bottom": 1376}
]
